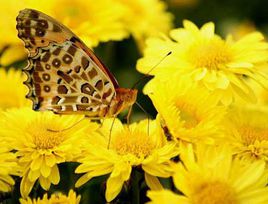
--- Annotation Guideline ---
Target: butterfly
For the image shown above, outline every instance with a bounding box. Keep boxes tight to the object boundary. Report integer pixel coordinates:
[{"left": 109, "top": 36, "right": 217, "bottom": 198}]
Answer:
[{"left": 16, "top": 8, "right": 137, "bottom": 118}]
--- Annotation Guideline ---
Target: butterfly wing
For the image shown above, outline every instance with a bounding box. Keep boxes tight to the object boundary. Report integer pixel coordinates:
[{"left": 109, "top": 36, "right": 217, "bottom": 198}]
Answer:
[{"left": 16, "top": 9, "right": 119, "bottom": 116}]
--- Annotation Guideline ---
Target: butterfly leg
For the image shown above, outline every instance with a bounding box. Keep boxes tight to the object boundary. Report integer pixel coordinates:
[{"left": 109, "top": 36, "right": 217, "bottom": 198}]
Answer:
[
  {"left": 99, "top": 118, "right": 105, "bottom": 128},
  {"left": 126, "top": 105, "right": 133, "bottom": 125},
  {"left": 107, "top": 117, "right": 116, "bottom": 149}
]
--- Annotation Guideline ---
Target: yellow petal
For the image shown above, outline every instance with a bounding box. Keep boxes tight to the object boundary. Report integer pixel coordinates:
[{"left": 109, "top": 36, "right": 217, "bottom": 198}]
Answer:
[
  {"left": 40, "top": 163, "right": 51, "bottom": 178},
  {"left": 192, "top": 68, "right": 207, "bottom": 80},
  {"left": 75, "top": 173, "right": 93, "bottom": 188},
  {"left": 145, "top": 173, "right": 163, "bottom": 190},
  {"left": 201, "top": 22, "right": 215, "bottom": 38},
  {"left": 39, "top": 176, "right": 51, "bottom": 190},
  {"left": 142, "top": 163, "right": 172, "bottom": 178},
  {"left": 105, "top": 163, "right": 131, "bottom": 202},
  {"left": 0, "top": 45, "right": 26, "bottom": 66},
  {"left": 49, "top": 165, "right": 60, "bottom": 184},
  {"left": 28, "top": 170, "right": 40, "bottom": 182},
  {"left": 45, "top": 154, "right": 56, "bottom": 167},
  {"left": 215, "top": 72, "right": 230, "bottom": 89},
  {"left": 147, "top": 190, "right": 189, "bottom": 204},
  {"left": 238, "top": 188, "right": 268, "bottom": 203},
  {"left": 0, "top": 180, "right": 11, "bottom": 192},
  {"left": 30, "top": 156, "right": 43, "bottom": 171},
  {"left": 20, "top": 175, "right": 35, "bottom": 198},
  {"left": 233, "top": 161, "right": 265, "bottom": 192},
  {"left": 183, "top": 20, "right": 199, "bottom": 32}
]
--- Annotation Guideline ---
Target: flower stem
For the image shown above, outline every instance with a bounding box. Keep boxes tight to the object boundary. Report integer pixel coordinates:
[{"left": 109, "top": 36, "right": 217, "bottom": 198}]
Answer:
[{"left": 129, "top": 169, "right": 142, "bottom": 204}]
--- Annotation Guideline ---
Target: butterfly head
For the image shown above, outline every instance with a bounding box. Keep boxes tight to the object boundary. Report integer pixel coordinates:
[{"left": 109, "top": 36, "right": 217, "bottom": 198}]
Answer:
[{"left": 115, "top": 88, "right": 138, "bottom": 107}]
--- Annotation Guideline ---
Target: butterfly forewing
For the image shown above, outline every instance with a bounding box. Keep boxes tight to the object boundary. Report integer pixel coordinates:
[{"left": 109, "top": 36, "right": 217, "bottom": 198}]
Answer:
[
  {"left": 16, "top": 9, "right": 118, "bottom": 116},
  {"left": 16, "top": 9, "right": 73, "bottom": 56}
]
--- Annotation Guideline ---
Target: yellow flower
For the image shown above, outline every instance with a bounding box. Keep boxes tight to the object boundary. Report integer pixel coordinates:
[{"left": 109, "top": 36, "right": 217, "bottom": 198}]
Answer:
[
  {"left": 226, "top": 20, "right": 257, "bottom": 40},
  {"left": 137, "top": 20, "right": 268, "bottom": 105},
  {"left": 147, "top": 144, "right": 268, "bottom": 204},
  {"left": 20, "top": 189, "right": 80, "bottom": 204},
  {"left": 0, "top": 68, "right": 30, "bottom": 109},
  {"left": 118, "top": 0, "right": 173, "bottom": 50},
  {"left": 0, "top": 147, "right": 18, "bottom": 192},
  {"left": 28, "top": 0, "right": 128, "bottom": 48},
  {"left": 75, "top": 119, "right": 179, "bottom": 202},
  {"left": 226, "top": 105, "right": 268, "bottom": 164},
  {"left": 146, "top": 77, "right": 226, "bottom": 145},
  {"left": 0, "top": 108, "right": 98, "bottom": 197}
]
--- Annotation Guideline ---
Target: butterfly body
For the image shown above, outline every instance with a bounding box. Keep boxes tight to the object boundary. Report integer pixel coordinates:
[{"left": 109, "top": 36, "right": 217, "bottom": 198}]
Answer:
[{"left": 16, "top": 9, "right": 137, "bottom": 118}]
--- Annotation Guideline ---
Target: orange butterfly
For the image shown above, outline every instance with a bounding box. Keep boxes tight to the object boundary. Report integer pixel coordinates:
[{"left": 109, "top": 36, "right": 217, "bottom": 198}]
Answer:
[{"left": 16, "top": 9, "right": 137, "bottom": 118}]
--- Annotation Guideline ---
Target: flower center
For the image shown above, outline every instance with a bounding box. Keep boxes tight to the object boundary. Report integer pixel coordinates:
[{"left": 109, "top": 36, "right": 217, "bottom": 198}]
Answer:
[
  {"left": 176, "top": 100, "right": 200, "bottom": 128},
  {"left": 113, "top": 130, "right": 155, "bottom": 158},
  {"left": 239, "top": 125, "right": 268, "bottom": 145},
  {"left": 187, "top": 38, "right": 232, "bottom": 70},
  {"left": 192, "top": 181, "right": 238, "bottom": 204},
  {"left": 28, "top": 123, "right": 64, "bottom": 150}
]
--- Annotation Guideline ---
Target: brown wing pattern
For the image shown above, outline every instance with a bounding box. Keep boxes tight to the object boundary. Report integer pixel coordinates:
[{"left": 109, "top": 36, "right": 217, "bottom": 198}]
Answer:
[
  {"left": 16, "top": 9, "right": 73, "bottom": 57},
  {"left": 16, "top": 9, "right": 117, "bottom": 116}
]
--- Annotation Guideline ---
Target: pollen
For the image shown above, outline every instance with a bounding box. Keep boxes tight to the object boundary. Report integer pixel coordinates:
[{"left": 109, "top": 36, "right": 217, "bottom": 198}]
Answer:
[
  {"left": 28, "top": 123, "right": 64, "bottom": 150},
  {"left": 113, "top": 130, "right": 155, "bottom": 158},
  {"left": 239, "top": 125, "right": 268, "bottom": 146},
  {"left": 187, "top": 38, "right": 232, "bottom": 70},
  {"left": 192, "top": 181, "right": 238, "bottom": 204},
  {"left": 176, "top": 100, "right": 200, "bottom": 128}
]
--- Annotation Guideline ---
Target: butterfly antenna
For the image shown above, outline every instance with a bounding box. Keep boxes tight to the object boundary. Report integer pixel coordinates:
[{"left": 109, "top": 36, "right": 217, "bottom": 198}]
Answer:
[
  {"left": 132, "top": 51, "right": 172, "bottom": 89},
  {"left": 135, "top": 101, "right": 151, "bottom": 136}
]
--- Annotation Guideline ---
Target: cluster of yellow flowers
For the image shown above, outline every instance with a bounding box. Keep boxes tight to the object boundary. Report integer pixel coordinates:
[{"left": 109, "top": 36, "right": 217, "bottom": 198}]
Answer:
[
  {"left": 1, "top": 1, "right": 268, "bottom": 204},
  {"left": 138, "top": 20, "right": 268, "bottom": 204}
]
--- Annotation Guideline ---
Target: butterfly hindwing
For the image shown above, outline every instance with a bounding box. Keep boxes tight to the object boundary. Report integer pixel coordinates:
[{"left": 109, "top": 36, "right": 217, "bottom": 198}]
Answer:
[
  {"left": 17, "top": 9, "right": 117, "bottom": 116},
  {"left": 24, "top": 40, "right": 116, "bottom": 116}
]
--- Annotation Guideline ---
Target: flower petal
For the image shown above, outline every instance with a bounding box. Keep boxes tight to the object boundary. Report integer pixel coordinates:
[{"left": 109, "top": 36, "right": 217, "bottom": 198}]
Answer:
[
  {"left": 145, "top": 173, "right": 163, "bottom": 190},
  {"left": 105, "top": 162, "right": 131, "bottom": 202}
]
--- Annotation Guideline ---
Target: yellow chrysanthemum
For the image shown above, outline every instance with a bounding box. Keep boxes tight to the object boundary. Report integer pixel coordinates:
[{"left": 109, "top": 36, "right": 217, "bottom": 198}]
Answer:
[
  {"left": 20, "top": 189, "right": 80, "bottom": 204},
  {"left": 0, "top": 68, "right": 30, "bottom": 109},
  {"left": 0, "top": 108, "right": 98, "bottom": 197},
  {"left": 75, "top": 119, "right": 179, "bottom": 202},
  {"left": 147, "top": 144, "right": 268, "bottom": 204},
  {"left": 146, "top": 77, "right": 226, "bottom": 145},
  {"left": 118, "top": 0, "right": 173, "bottom": 50},
  {"left": 137, "top": 20, "right": 268, "bottom": 105},
  {"left": 45, "top": 0, "right": 128, "bottom": 48},
  {"left": 0, "top": 147, "right": 18, "bottom": 192},
  {"left": 226, "top": 105, "right": 268, "bottom": 164}
]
